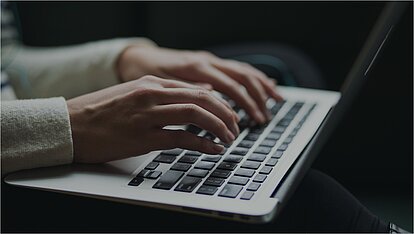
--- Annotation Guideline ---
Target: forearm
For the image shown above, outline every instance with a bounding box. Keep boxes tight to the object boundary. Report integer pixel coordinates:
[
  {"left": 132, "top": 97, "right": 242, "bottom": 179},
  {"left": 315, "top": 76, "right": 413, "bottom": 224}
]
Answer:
[
  {"left": 1, "top": 98, "right": 73, "bottom": 176},
  {"left": 5, "top": 38, "right": 156, "bottom": 99}
]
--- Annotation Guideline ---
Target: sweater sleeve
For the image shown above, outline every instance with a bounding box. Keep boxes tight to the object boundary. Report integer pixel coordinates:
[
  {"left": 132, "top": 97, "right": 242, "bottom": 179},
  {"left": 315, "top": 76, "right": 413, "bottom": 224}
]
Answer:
[
  {"left": 5, "top": 37, "right": 156, "bottom": 99},
  {"left": 1, "top": 97, "right": 73, "bottom": 176}
]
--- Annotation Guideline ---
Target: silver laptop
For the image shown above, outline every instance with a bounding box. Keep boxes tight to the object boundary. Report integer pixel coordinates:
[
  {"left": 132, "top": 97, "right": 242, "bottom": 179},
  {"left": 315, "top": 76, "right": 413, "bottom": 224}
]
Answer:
[{"left": 5, "top": 2, "right": 406, "bottom": 223}]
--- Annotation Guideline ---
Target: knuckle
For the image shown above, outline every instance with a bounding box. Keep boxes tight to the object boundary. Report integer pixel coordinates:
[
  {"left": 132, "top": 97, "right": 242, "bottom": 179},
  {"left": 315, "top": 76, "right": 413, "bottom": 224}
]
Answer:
[
  {"left": 225, "top": 81, "right": 242, "bottom": 94},
  {"left": 183, "top": 104, "right": 201, "bottom": 117},
  {"left": 194, "top": 90, "right": 211, "bottom": 103},
  {"left": 196, "top": 50, "right": 214, "bottom": 58},
  {"left": 186, "top": 59, "right": 208, "bottom": 71},
  {"left": 141, "top": 75, "right": 160, "bottom": 83},
  {"left": 132, "top": 87, "right": 160, "bottom": 102}
]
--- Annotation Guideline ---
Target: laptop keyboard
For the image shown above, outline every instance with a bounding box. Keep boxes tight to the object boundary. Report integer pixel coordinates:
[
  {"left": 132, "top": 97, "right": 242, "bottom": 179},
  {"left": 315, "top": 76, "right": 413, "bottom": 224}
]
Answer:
[{"left": 128, "top": 100, "right": 316, "bottom": 200}]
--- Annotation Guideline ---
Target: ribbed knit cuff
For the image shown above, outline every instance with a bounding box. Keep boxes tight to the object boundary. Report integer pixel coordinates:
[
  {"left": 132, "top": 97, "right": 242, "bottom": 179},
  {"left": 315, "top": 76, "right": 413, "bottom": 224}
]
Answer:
[{"left": 1, "top": 97, "right": 73, "bottom": 175}]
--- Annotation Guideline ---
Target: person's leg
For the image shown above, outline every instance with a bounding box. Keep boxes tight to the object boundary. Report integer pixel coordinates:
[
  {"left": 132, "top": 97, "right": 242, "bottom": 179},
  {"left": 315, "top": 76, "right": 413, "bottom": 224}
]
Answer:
[
  {"left": 135, "top": 168, "right": 391, "bottom": 232},
  {"left": 272, "top": 169, "right": 390, "bottom": 232},
  {"left": 0, "top": 169, "right": 394, "bottom": 232}
]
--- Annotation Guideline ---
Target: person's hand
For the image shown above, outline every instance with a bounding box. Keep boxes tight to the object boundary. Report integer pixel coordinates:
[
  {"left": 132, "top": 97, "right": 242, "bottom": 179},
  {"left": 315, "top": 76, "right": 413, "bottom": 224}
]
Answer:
[
  {"left": 67, "top": 75, "right": 239, "bottom": 164},
  {"left": 117, "top": 46, "right": 283, "bottom": 124}
]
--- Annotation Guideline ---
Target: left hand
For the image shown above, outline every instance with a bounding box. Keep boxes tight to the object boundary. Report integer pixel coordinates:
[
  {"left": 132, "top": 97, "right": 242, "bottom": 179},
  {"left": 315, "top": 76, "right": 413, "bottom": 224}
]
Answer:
[{"left": 117, "top": 46, "right": 284, "bottom": 124}]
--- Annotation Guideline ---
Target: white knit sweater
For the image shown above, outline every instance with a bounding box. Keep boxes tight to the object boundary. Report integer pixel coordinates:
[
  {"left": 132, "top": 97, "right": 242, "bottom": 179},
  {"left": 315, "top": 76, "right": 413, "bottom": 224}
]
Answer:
[{"left": 1, "top": 37, "right": 156, "bottom": 176}]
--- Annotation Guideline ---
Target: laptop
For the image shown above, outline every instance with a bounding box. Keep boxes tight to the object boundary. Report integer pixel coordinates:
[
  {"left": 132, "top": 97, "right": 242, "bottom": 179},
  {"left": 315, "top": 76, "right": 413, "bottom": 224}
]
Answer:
[{"left": 4, "top": 2, "right": 407, "bottom": 223}]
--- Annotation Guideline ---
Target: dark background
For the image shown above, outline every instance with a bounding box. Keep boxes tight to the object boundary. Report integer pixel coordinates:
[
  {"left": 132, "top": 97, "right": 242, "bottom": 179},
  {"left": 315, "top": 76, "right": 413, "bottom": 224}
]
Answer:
[{"left": 2, "top": 1, "right": 413, "bottom": 232}]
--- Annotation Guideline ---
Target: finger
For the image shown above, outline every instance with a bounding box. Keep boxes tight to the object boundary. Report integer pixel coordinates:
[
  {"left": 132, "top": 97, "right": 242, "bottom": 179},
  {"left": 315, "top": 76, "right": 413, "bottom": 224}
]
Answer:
[
  {"left": 235, "top": 62, "right": 284, "bottom": 102},
  {"left": 258, "top": 78, "right": 284, "bottom": 102},
  {"left": 213, "top": 61, "right": 271, "bottom": 120},
  {"left": 149, "top": 129, "right": 225, "bottom": 154},
  {"left": 211, "top": 91, "right": 240, "bottom": 122},
  {"left": 152, "top": 88, "right": 239, "bottom": 135},
  {"left": 191, "top": 65, "right": 266, "bottom": 123},
  {"left": 150, "top": 104, "right": 236, "bottom": 144},
  {"left": 240, "top": 62, "right": 269, "bottom": 79},
  {"left": 157, "top": 78, "right": 209, "bottom": 90},
  {"left": 194, "top": 82, "right": 213, "bottom": 90}
]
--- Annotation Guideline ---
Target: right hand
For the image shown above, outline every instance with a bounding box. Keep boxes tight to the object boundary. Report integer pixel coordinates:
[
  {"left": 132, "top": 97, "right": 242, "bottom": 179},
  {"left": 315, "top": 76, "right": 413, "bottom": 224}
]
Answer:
[{"left": 67, "top": 75, "right": 239, "bottom": 164}]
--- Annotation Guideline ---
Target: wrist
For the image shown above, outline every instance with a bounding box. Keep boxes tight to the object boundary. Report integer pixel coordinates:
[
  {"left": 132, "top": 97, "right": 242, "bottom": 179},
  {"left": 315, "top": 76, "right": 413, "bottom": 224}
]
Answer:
[{"left": 116, "top": 44, "right": 156, "bottom": 83}]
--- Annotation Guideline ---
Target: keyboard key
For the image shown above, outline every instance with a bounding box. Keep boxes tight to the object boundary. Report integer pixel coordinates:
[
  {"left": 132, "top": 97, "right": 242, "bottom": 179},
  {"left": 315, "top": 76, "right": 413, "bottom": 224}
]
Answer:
[
  {"left": 265, "top": 158, "right": 278, "bottom": 166},
  {"left": 267, "top": 133, "right": 281, "bottom": 140},
  {"left": 238, "top": 140, "right": 255, "bottom": 148},
  {"left": 235, "top": 168, "right": 255, "bottom": 177},
  {"left": 196, "top": 185, "right": 218, "bottom": 196},
  {"left": 247, "top": 182, "right": 261, "bottom": 191},
  {"left": 204, "top": 177, "right": 225, "bottom": 187},
  {"left": 186, "top": 151, "right": 203, "bottom": 156},
  {"left": 248, "top": 153, "right": 266, "bottom": 162},
  {"left": 278, "top": 143, "right": 289, "bottom": 151},
  {"left": 284, "top": 112, "right": 296, "bottom": 121},
  {"left": 201, "top": 154, "right": 222, "bottom": 162},
  {"left": 238, "top": 117, "right": 251, "bottom": 131},
  {"left": 254, "top": 146, "right": 272, "bottom": 155},
  {"left": 137, "top": 169, "right": 150, "bottom": 177},
  {"left": 253, "top": 174, "right": 267, "bottom": 183},
  {"left": 146, "top": 171, "right": 162, "bottom": 179},
  {"left": 278, "top": 119, "right": 291, "bottom": 127},
  {"left": 171, "top": 162, "right": 192, "bottom": 172},
  {"left": 240, "top": 191, "right": 254, "bottom": 200},
  {"left": 128, "top": 177, "right": 144, "bottom": 186},
  {"left": 259, "top": 166, "right": 273, "bottom": 174},
  {"left": 231, "top": 147, "right": 249, "bottom": 156},
  {"left": 244, "top": 133, "right": 260, "bottom": 141},
  {"left": 175, "top": 176, "right": 202, "bottom": 192},
  {"left": 272, "top": 126, "right": 286, "bottom": 133},
  {"left": 153, "top": 154, "right": 176, "bottom": 164},
  {"left": 153, "top": 170, "right": 184, "bottom": 190},
  {"left": 211, "top": 169, "right": 232, "bottom": 178},
  {"left": 271, "top": 102, "right": 285, "bottom": 114},
  {"left": 163, "top": 148, "right": 184, "bottom": 156},
  {"left": 284, "top": 136, "right": 293, "bottom": 144},
  {"left": 271, "top": 151, "right": 284, "bottom": 158},
  {"left": 204, "top": 132, "right": 217, "bottom": 141},
  {"left": 289, "top": 130, "right": 298, "bottom": 137},
  {"left": 249, "top": 126, "right": 265, "bottom": 134},
  {"left": 178, "top": 155, "right": 198, "bottom": 164},
  {"left": 194, "top": 161, "right": 215, "bottom": 170},
  {"left": 188, "top": 168, "right": 209, "bottom": 178},
  {"left": 224, "top": 155, "right": 243, "bottom": 163},
  {"left": 217, "top": 162, "right": 237, "bottom": 171},
  {"left": 145, "top": 162, "right": 159, "bottom": 170},
  {"left": 219, "top": 184, "right": 243, "bottom": 198},
  {"left": 241, "top": 161, "right": 261, "bottom": 170},
  {"left": 228, "top": 176, "right": 249, "bottom": 185},
  {"left": 260, "top": 139, "right": 277, "bottom": 147},
  {"left": 187, "top": 124, "right": 202, "bottom": 134}
]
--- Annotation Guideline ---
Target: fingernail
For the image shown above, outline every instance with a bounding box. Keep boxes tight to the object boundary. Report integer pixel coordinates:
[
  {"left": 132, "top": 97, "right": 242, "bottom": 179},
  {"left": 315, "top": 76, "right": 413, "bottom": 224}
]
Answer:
[
  {"left": 234, "top": 112, "right": 240, "bottom": 122},
  {"left": 232, "top": 122, "right": 240, "bottom": 136},
  {"left": 234, "top": 123, "right": 240, "bottom": 136},
  {"left": 213, "top": 144, "right": 225, "bottom": 153},
  {"left": 256, "top": 113, "right": 266, "bottom": 123},
  {"left": 226, "top": 130, "right": 235, "bottom": 142},
  {"left": 266, "top": 111, "right": 272, "bottom": 121},
  {"left": 230, "top": 125, "right": 237, "bottom": 137}
]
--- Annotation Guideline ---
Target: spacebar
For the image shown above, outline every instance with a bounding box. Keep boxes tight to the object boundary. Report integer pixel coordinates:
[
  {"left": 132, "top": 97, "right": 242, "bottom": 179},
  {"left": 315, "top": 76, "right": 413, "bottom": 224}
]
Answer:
[{"left": 153, "top": 170, "right": 184, "bottom": 190}]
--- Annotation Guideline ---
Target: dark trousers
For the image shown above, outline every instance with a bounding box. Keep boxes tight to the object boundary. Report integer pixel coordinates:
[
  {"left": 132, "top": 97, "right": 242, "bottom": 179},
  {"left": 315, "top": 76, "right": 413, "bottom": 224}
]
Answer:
[{"left": 1, "top": 169, "right": 389, "bottom": 232}]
